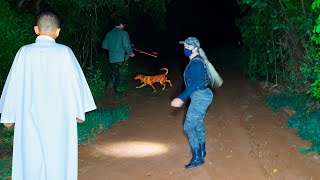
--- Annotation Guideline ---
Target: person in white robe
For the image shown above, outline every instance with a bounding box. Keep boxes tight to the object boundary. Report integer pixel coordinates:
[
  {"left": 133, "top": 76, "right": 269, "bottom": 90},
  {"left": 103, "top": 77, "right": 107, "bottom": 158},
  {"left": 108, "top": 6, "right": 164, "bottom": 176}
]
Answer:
[{"left": 0, "top": 12, "right": 96, "bottom": 180}]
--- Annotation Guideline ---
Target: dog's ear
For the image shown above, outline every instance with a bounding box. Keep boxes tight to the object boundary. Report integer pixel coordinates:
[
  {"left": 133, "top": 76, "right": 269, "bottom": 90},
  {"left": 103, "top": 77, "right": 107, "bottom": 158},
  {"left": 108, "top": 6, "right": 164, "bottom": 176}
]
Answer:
[{"left": 134, "top": 74, "right": 142, "bottom": 79}]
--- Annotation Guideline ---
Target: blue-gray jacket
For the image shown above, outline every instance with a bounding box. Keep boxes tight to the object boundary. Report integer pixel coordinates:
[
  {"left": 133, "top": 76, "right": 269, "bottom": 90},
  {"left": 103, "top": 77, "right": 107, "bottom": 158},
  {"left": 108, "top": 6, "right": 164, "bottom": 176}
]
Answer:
[{"left": 178, "top": 55, "right": 208, "bottom": 102}]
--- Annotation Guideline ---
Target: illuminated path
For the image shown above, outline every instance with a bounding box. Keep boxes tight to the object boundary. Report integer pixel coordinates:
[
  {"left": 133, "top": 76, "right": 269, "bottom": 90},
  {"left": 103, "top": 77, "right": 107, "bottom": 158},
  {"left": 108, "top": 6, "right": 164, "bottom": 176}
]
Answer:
[{"left": 78, "top": 67, "right": 320, "bottom": 180}]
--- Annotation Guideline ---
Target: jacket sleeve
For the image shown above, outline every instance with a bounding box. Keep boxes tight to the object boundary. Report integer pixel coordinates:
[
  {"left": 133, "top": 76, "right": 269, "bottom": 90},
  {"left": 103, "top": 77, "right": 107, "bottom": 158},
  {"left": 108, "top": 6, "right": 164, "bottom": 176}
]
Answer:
[
  {"left": 178, "top": 60, "right": 205, "bottom": 102},
  {"left": 122, "top": 32, "right": 133, "bottom": 55},
  {"left": 0, "top": 47, "right": 24, "bottom": 123},
  {"left": 102, "top": 34, "right": 109, "bottom": 50}
]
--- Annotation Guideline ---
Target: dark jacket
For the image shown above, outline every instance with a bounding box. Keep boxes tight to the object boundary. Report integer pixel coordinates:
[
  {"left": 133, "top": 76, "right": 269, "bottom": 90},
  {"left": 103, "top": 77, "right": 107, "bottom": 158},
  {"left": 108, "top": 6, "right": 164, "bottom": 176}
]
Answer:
[
  {"left": 102, "top": 27, "right": 133, "bottom": 63},
  {"left": 178, "top": 55, "right": 208, "bottom": 102}
]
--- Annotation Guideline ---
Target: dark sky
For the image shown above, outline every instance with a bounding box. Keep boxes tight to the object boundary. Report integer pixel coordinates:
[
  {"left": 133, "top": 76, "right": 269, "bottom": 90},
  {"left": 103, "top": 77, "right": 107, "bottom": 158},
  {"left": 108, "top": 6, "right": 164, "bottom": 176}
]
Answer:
[
  {"left": 166, "top": 0, "right": 240, "bottom": 47},
  {"left": 131, "top": 0, "right": 241, "bottom": 57}
]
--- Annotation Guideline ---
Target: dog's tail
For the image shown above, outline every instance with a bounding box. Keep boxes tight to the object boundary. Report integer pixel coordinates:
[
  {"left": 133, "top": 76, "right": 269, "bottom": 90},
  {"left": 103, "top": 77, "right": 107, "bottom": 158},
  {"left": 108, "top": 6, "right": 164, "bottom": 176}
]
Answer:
[{"left": 160, "top": 68, "right": 168, "bottom": 75}]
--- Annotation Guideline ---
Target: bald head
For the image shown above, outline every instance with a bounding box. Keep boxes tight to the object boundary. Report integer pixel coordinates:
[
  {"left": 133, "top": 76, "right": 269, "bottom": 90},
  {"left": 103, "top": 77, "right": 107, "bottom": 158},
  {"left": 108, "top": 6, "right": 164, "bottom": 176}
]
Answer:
[{"left": 36, "top": 12, "right": 60, "bottom": 33}]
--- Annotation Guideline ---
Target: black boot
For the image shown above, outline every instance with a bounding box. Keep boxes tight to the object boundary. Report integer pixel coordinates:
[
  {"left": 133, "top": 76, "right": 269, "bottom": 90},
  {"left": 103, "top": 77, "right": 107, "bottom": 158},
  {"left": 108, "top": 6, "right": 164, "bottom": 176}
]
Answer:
[
  {"left": 185, "top": 148, "right": 204, "bottom": 169},
  {"left": 200, "top": 143, "right": 206, "bottom": 158}
]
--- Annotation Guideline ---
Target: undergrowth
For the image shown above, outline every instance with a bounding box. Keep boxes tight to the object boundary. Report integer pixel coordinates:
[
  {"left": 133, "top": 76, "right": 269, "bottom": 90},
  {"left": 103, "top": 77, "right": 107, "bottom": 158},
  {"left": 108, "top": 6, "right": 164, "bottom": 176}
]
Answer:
[{"left": 266, "top": 93, "right": 320, "bottom": 154}]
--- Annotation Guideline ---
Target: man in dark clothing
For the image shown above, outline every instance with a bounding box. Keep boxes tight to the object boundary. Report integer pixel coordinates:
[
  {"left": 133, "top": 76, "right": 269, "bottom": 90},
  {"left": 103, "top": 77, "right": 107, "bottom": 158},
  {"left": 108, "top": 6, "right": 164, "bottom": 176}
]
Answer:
[{"left": 102, "top": 18, "right": 135, "bottom": 99}]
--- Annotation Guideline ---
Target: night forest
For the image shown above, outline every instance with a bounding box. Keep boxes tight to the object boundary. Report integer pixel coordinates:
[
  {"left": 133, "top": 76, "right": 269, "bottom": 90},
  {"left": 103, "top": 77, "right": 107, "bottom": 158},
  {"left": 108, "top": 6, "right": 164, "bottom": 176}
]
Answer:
[{"left": 1, "top": 0, "right": 320, "bottom": 179}]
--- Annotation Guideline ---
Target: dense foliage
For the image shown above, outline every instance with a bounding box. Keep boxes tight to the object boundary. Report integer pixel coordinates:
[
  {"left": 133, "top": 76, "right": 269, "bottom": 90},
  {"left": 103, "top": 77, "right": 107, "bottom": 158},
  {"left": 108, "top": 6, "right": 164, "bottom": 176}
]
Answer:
[
  {"left": 0, "top": 0, "right": 169, "bottom": 95},
  {"left": 237, "top": 0, "right": 320, "bottom": 153},
  {"left": 47, "top": 0, "right": 168, "bottom": 67},
  {"left": 309, "top": 0, "right": 320, "bottom": 98},
  {"left": 236, "top": 0, "right": 319, "bottom": 96},
  {"left": 0, "top": 0, "right": 35, "bottom": 93}
]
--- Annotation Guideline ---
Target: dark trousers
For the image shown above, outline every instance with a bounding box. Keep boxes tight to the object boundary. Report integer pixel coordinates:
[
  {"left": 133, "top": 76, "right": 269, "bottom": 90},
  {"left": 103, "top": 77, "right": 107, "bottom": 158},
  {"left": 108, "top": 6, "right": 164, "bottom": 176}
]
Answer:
[{"left": 108, "top": 61, "right": 129, "bottom": 93}]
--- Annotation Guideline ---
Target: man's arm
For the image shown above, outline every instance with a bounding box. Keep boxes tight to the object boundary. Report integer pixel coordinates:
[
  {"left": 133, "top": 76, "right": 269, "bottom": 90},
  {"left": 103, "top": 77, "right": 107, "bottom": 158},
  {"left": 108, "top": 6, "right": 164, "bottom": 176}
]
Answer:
[
  {"left": 122, "top": 32, "right": 134, "bottom": 57},
  {"left": 102, "top": 34, "right": 109, "bottom": 50}
]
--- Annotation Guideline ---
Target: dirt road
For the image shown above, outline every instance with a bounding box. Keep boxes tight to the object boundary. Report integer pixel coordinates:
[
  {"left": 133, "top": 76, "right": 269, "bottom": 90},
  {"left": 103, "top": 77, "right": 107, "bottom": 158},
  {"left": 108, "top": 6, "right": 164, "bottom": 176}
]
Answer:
[{"left": 78, "top": 65, "right": 320, "bottom": 180}]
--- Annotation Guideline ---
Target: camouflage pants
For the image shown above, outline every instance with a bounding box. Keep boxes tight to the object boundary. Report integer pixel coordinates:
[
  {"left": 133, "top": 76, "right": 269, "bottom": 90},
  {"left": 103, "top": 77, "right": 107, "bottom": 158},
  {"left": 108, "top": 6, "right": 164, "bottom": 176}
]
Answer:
[
  {"left": 109, "top": 61, "right": 129, "bottom": 93},
  {"left": 184, "top": 88, "right": 213, "bottom": 149}
]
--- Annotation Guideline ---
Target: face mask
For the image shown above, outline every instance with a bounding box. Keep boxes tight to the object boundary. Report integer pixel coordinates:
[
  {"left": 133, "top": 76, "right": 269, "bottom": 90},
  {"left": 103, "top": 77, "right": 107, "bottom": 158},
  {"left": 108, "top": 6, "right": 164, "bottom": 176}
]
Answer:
[{"left": 184, "top": 48, "right": 193, "bottom": 57}]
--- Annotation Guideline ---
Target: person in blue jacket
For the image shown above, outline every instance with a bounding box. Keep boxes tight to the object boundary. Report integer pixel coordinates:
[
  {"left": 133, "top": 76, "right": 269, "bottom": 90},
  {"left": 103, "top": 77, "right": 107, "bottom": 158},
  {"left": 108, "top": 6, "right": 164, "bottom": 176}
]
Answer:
[{"left": 171, "top": 37, "right": 213, "bottom": 169}]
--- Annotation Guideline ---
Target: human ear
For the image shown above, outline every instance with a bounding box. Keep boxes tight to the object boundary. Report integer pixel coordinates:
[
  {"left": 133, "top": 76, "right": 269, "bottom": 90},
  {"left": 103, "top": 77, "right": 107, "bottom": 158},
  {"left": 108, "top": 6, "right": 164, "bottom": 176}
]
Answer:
[
  {"left": 34, "top": 26, "right": 40, "bottom": 35},
  {"left": 55, "top": 28, "right": 61, "bottom": 38}
]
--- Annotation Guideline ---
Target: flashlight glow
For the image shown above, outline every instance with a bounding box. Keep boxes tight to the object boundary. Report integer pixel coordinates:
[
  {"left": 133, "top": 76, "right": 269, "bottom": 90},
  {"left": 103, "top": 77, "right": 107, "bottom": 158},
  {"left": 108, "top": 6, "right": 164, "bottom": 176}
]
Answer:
[{"left": 98, "top": 141, "right": 169, "bottom": 158}]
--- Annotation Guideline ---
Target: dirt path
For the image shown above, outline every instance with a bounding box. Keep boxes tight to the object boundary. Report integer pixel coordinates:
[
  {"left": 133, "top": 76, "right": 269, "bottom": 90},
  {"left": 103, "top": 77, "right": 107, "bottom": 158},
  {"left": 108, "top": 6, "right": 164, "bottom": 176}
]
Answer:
[{"left": 78, "top": 66, "right": 320, "bottom": 180}]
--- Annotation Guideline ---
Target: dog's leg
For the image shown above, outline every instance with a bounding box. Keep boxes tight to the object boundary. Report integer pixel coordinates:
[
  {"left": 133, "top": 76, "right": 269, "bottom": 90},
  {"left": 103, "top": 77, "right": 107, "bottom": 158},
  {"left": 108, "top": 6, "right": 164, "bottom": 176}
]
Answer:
[
  {"left": 136, "top": 83, "right": 147, "bottom": 89},
  {"left": 166, "top": 80, "right": 173, "bottom": 87},
  {"left": 149, "top": 84, "right": 157, "bottom": 92},
  {"left": 160, "top": 80, "right": 166, "bottom": 90}
]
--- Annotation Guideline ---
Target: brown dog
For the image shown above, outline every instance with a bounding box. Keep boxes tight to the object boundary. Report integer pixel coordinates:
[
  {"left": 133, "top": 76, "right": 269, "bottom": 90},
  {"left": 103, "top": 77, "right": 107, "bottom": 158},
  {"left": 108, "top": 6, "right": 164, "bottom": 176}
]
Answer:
[{"left": 134, "top": 68, "right": 173, "bottom": 92}]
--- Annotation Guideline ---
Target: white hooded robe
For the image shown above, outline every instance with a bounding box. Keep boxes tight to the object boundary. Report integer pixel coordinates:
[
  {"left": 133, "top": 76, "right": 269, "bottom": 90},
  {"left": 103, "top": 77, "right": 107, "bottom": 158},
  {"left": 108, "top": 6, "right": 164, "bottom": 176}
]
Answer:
[{"left": 0, "top": 35, "right": 96, "bottom": 180}]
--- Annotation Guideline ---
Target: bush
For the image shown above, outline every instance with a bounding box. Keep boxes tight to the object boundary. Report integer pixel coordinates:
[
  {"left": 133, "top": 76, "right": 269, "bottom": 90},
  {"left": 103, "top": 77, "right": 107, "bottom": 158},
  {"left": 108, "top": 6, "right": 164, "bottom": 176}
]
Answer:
[
  {"left": 0, "top": 156, "right": 12, "bottom": 180},
  {"left": 236, "top": 0, "right": 315, "bottom": 88},
  {"left": 266, "top": 93, "right": 320, "bottom": 154},
  {"left": 0, "top": 123, "right": 14, "bottom": 180},
  {"left": 78, "top": 105, "right": 129, "bottom": 144},
  {"left": 86, "top": 64, "right": 107, "bottom": 100},
  {"left": 0, "top": 1, "right": 34, "bottom": 94},
  {"left": 0, "top": 126, "right": 14, "bottom": 152}
]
